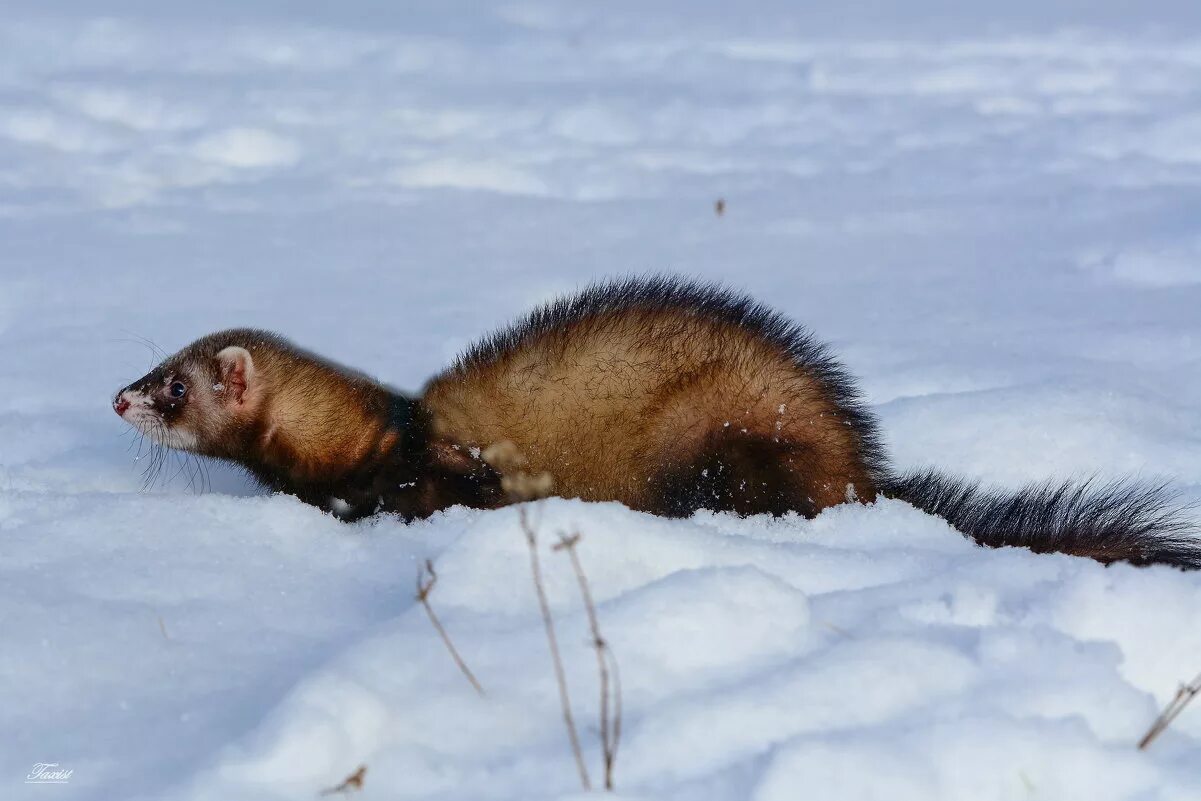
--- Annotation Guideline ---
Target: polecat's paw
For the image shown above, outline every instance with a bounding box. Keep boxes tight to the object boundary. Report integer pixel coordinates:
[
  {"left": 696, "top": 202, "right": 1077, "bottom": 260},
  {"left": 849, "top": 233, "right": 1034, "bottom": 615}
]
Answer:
[
  {"left": 500, "top": 470, "right": 555, "bottom": 501},
  {"left": 481, "top": 440, "right": 526, "bottom": 472},
  {"left": 482, "top": 440, "right": 555, "bottom": 501}
]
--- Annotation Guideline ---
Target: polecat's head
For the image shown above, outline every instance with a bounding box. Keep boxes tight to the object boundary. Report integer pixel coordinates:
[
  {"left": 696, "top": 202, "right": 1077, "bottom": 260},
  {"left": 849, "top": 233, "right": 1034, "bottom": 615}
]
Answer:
[{"left": 113, "top": 329, "right": 273, "bottom": 456}]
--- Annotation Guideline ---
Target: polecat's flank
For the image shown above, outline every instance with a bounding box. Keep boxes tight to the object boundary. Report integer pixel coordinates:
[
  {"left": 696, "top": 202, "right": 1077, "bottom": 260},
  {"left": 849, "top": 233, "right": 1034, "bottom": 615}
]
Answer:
[{"left": 113, "top": 277, "right": 1199, "bottom": 568}]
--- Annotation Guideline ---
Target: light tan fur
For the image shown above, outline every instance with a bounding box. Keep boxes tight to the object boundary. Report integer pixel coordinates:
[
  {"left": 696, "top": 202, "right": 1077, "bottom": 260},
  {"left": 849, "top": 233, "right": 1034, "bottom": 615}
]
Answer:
[{"left": 422, "top": 307, "right": 874, "bottom": 512}]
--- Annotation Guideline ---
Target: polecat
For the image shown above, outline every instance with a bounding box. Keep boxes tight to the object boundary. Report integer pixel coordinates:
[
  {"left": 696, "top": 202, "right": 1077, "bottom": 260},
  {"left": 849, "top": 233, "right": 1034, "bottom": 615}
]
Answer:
[{"left": 113, "top": 277, "right": 1199, "bottom": 568}]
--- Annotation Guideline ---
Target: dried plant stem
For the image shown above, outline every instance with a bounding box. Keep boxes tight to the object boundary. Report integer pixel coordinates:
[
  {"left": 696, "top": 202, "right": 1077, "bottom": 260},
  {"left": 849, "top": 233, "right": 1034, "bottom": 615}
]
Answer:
[
  {"left": 522, "top": 508, "right": 591, "bottom": 791},
  {"left": 1139, "top": 671, "right": 1201, "bottom": 750},
  {"left": 416, "top": 560, "right": 485, "bottom": 697},
  {"left": 319, "top": 764, "right": 367, "bottom": 796},
  {"left": 555, "top": 532, "right": 622, "bottom": 790},
  {"left": 607, "top": 640, "right": 623, "bottom": 782}
]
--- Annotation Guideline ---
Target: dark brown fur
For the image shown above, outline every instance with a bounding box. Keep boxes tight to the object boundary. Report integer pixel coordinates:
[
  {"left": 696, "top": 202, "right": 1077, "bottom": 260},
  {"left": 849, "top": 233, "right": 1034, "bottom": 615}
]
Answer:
[{"left": 113, "top": 277, "right": 1199, "bottom": 567}]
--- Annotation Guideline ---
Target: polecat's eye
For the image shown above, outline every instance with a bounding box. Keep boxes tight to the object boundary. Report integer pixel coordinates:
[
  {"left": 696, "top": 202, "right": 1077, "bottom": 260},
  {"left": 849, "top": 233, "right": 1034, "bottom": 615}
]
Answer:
[{"left": 169, "top": 381, "right": 187, "bottom": 398}]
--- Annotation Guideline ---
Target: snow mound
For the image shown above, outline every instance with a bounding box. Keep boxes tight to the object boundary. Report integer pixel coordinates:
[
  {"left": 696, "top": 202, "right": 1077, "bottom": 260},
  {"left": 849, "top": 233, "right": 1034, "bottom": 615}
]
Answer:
[{"left": 155, "top": 500, "right": 1201, "bottom": 801}]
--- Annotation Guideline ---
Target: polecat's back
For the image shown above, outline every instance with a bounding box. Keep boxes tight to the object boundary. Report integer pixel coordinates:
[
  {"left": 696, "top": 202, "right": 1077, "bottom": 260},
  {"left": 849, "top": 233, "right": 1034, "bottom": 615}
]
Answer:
[{"left": 422, "top": 277, "right": 887, "bottom": 516}]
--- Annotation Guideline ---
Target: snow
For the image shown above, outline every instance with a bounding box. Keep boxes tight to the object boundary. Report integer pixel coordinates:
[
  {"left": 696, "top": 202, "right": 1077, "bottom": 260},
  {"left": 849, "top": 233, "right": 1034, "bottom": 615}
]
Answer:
[{"left": 3, "top": 1, "right": 1201, "bottom": 800}]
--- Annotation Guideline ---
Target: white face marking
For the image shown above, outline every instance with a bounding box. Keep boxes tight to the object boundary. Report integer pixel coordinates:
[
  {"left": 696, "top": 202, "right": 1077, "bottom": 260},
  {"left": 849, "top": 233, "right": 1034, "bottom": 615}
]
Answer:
[
  {"left": 117, "top": 389, "right": 199, "bottom": 450},
  {"left": 117, "top": 388, "right": 153, "bottom": 410},
  {"left": 162, "top": 427, "right": 199, "bottom": 450}
]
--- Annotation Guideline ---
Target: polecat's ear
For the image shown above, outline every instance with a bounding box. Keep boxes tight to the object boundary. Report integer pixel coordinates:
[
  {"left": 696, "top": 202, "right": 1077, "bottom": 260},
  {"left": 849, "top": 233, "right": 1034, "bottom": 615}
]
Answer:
[{"left": 216, "top": 346, "right": 255, "bottom": 406}]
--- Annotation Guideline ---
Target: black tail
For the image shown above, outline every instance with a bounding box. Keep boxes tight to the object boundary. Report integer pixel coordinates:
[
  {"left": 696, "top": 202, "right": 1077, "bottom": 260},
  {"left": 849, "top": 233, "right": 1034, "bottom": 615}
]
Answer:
[{"left": 883, "top": 469, "right": 1201, "bottom": 569}]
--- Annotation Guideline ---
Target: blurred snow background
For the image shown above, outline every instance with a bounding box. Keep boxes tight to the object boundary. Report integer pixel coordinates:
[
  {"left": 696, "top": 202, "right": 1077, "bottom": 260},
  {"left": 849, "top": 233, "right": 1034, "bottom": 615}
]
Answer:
[{"left": 2, "top": 1, "right": 1201, "bottom": 799}]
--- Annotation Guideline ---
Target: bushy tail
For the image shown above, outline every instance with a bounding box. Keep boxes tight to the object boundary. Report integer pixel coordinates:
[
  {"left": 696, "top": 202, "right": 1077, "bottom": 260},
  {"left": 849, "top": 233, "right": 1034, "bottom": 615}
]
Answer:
[{"left": 882, "top": 469, "right": 1200, "bottom": 569}]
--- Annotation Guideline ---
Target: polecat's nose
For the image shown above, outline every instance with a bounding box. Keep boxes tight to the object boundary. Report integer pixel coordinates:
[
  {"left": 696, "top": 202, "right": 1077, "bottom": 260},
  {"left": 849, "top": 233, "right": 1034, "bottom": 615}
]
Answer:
[{"left": 114, "top": 396, "right": 130, "bottom": 416}]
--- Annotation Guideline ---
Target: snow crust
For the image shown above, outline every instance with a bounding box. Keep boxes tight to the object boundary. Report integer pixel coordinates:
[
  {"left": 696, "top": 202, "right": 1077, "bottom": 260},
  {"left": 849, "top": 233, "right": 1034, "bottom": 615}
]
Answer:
[{"left": 2, "top": 2, "right": 1201, "bottom": 799}]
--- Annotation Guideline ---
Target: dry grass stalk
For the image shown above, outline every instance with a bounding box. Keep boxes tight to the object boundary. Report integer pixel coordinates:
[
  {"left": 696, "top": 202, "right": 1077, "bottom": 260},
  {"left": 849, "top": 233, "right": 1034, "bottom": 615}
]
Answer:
[
  {"left": 319, "top": 764, "right": 366, "bottom": 796},
  {"left": 521, "top": 507, "right": 592, "bottom": 791},
  {"left": 554, "top": 532, "right": 622, "bottom": 790},
  {"left": 1138, "top": 671, "right": 1201, "bottom": 750},
  {"left": 416, "top": 559, "right": 485, "bottom": 697},
  {"left": 607, "top": 646, "right": 622, "bottom": 781}
]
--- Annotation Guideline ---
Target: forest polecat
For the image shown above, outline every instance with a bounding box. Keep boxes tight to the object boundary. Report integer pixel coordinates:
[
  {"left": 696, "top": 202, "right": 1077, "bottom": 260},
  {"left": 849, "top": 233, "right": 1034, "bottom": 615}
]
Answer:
[{"left": 113, "top": 277, "right": 1198, "bottom": 568}]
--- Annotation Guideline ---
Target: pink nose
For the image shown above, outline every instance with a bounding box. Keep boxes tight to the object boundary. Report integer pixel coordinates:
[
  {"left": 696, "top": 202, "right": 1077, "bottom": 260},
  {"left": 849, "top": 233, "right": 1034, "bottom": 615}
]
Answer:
[{"left": 114, "top": 397, "right": 130, "bottom": 416}]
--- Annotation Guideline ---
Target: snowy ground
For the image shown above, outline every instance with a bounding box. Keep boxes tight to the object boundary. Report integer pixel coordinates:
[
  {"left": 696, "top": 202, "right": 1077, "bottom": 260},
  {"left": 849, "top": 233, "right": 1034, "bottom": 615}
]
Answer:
[{"left": 3, "top": 2, "right": 1201, "bottom": 799}]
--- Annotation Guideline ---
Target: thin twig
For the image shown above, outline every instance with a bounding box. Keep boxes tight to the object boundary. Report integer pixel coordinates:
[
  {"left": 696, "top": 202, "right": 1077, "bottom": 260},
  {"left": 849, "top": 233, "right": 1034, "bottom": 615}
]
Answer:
[
  {"left": 608, "top": 645, "right": 623, "bottom": 774},
  {"left": 555, "top": 531, "right": 621, "bottom": 790},
  {"left": 157, "top": 615, "right": 170, "bottom": 641},
  {"left": 522, "top": 508, "right": 591, "bottom": 791},
  {"left": 416, "top": 559, "right": 485, "bottom": 696},
  {"left": 1138, "top": 671, "right": 1201, "bottom": 750}
]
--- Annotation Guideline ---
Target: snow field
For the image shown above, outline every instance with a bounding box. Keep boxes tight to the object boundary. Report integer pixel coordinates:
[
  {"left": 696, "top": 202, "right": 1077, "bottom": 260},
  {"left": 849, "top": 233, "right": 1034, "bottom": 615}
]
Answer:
[{"left": 2, "top": 2, "right": 1201, "bottom": 799}]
